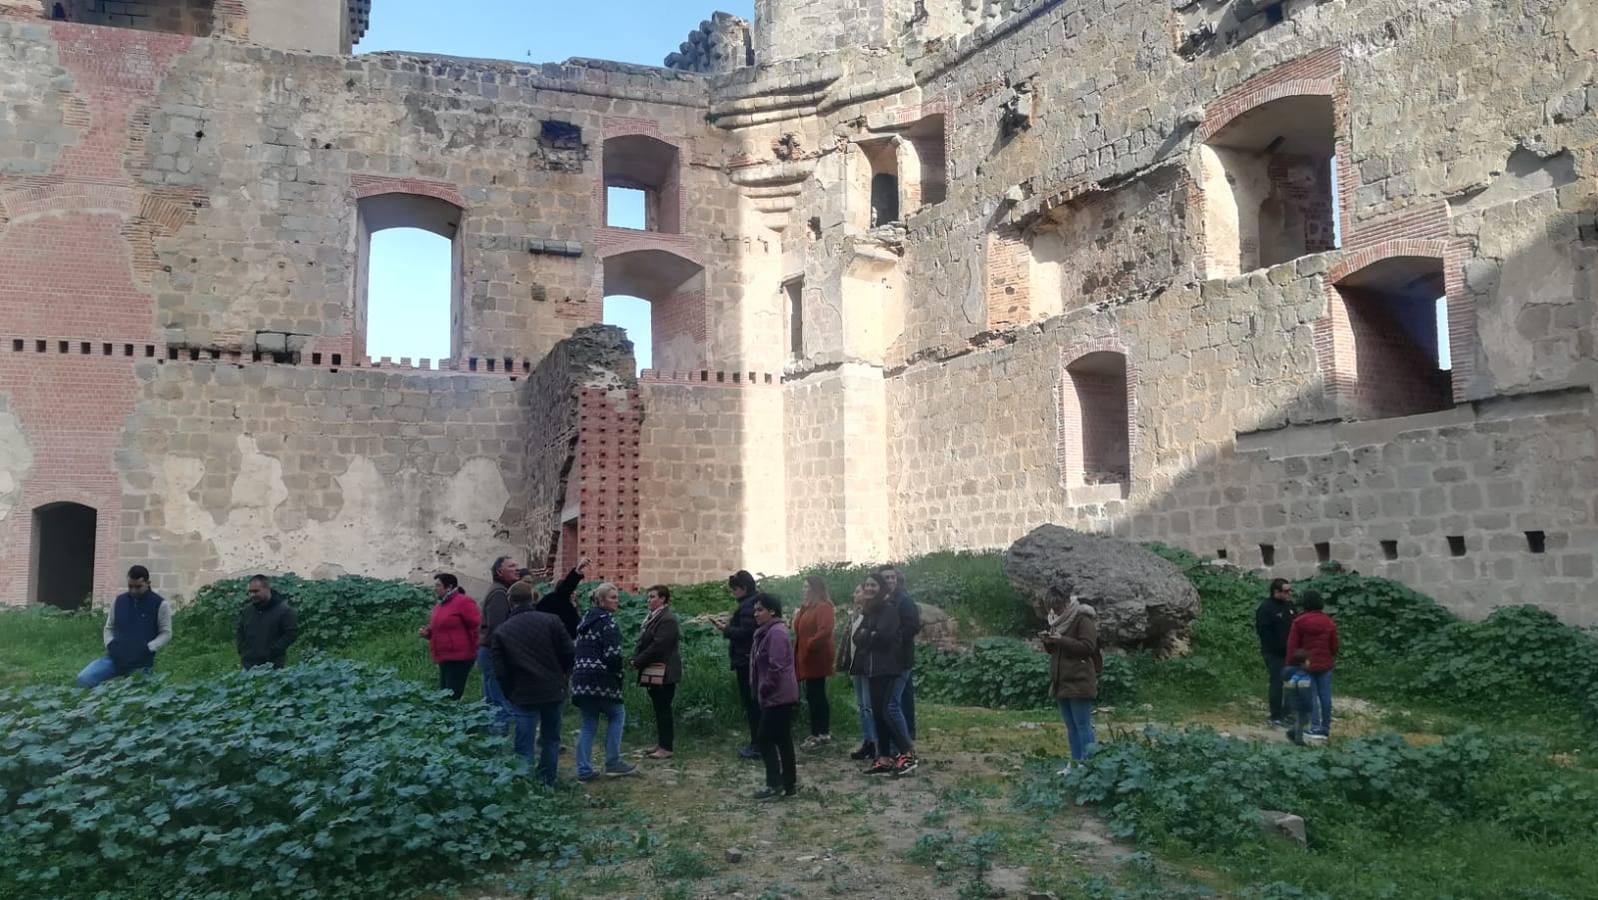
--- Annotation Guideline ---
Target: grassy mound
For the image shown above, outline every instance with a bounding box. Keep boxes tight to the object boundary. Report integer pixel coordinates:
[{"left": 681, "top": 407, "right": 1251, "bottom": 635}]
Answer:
[{"left": 0, "top": 660, "right": 576, "bottom": 900}]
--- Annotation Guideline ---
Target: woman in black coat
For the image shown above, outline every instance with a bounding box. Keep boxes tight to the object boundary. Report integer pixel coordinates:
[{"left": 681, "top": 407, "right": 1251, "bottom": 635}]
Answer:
[{"left": 632, "top": 584, "right": 683, "bottom": 759}]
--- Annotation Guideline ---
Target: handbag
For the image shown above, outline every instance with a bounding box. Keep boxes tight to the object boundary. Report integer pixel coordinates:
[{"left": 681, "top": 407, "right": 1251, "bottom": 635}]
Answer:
[{"left": 638, "top": 663, "right": 668, "bottom": 687}]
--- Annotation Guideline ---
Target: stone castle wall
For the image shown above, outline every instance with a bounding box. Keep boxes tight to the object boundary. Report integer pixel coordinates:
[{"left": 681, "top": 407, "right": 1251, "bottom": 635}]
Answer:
[{"left": 0, "top": 1, "right": 1594, "bottom": 621}]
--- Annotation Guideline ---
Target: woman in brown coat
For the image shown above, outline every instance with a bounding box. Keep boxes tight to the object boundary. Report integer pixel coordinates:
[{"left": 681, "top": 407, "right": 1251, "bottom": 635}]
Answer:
[
  {"left": 632, "top": 584, "right": 683, "bottom": 759},
  {"left": 793, "top": 576, "right": 836, "bottom": 750},
  {"left": 1042, "top": 592, "right": 1099, "bottom": 772}
]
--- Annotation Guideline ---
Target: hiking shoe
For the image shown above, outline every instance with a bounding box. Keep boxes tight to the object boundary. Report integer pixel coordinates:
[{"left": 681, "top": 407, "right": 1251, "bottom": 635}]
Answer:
[
  {"left": 753, "top": 786, "right": 782, "bottom": 802},
  {"left": 849, "top": 743, "right": 876, "bottom": 761},
  {"left": 1268, "top": 718, "right": 1292, "bottom": 729},
  {"left": 604, "top": 762, "right": 639, "bottom": 777},
  {"left": 1305, "top": 733, "right": 1329, "bottom": 744},
  {"left": 577, "top": 770, "right": 599, "bottom": 783},
  {"left": 864, "top": 759, "right": 896, "bottom": 777},
  {"left": 738, "top": 744, "right": 761, "bottom": 760},
  {"left": 892, "top": 754, "right": 918, "bottom": 776},
  {"left": 799, "top": 735, "right": 820, "bottom": 751}
]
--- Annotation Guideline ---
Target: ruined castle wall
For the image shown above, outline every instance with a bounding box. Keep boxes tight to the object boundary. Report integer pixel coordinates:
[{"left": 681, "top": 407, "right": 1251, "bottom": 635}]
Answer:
[{"left": 859, "top": 0, "right": 1598, "bottom": 620}]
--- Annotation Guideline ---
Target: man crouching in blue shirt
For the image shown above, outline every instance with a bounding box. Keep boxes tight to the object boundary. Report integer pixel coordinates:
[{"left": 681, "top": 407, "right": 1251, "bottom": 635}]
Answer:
[{"left": 76, "top": 565, "right": 171, "bottom": 688}]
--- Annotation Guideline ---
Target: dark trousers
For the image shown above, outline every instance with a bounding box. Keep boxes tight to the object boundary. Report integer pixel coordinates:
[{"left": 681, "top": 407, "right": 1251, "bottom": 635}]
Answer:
[
  {"left": 1263, "top": 655, "right": 1285, "bottom": 721},
  {"left": 647, "top": 683, "right": 677, "bottom": 751},
  {"left": 803, "top": 678, "right": 831, "bottom": 736},
  {"left": 733, "top": 664, "right": 760, "bottom": 744},
  {"left": 869, "top": 674, "right": 913, "bottom": 758},
  {"left": 757, "top": 702, "right": 797, "bottom": 793},
  {"left": 438, "top": 659, "right": 474, "bottom": 700}
]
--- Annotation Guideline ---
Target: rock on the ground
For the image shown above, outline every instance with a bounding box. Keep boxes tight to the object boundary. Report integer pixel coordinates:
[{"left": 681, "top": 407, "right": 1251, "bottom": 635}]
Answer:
[
  {"left": 915, "top": 601, "right": 960, "bottom": 649},
  {"left": 1257, "top": 809, "right": 1308, "bottom": 847},
  {"left": 723, "top": 847, "right": 743, "bottom": 863},
  {"left": 1004, "top": 524, "right": 1200, "bottom": 650}
]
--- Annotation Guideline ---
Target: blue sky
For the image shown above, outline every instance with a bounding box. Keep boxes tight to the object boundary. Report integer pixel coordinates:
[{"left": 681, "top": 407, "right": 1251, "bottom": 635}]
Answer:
[{"left": 359, "top": 1, "right": 753, "bottom": 369}]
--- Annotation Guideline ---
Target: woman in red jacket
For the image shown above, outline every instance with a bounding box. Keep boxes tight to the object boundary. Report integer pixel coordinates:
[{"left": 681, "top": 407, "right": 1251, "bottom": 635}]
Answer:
[
  {"left": 1285, "top": 590, "right": 1339, "bottom": 741},
  {"left": 793, "top": 576, "right": 837, "bottom": 750},
  {"left": 419, "top": 573, "right": 481, "bottom": 700}
]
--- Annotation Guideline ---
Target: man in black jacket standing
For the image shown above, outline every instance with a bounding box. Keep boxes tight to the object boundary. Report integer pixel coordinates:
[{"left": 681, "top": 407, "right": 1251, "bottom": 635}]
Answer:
[
  {"left": 714, "top": 570, "right": 762, "bottom": 759},
  {"left": 237, "top": 574, "right": 298, "bottom": 669},
  {"left": 491, "top": 582, "right": 576, "bottom": 786},
  {"left": 1255, "top": 578, "right": 1296, "bottom": 727}
]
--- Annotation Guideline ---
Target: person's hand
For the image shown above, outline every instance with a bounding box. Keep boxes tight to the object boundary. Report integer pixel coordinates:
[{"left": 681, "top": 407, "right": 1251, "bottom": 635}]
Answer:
[
  {"left": 417, "top": 626, "right": 430, "bottom": 638},
  {"left": 577, "top": 557, "right": 591, "bottom": 573}
]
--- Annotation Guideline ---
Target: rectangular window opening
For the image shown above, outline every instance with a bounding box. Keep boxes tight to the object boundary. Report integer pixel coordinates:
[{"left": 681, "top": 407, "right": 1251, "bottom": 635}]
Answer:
[
  {"left": 1216, "top": 548, "right": 1228, "bottom": 561},
  {"left": 1447, "top": 535, "right": 1467, "bottom": 557},
  {"left": 1314, "top": 542, "right": 1331, "bottom": 564},
  {"left": 1381, "top": 539, "right": 1398, "bottom": 561},
  {"left": 785, "top": 279, "right": 804, "bottom": 361},
  {"left": 606, "top": 186, "right": 649, "bottom": 230},
  {"left": 1525, "top": 531, "right": 1546, "bottom": 554},
  {"left": 1260, "top": 543, "right": 1276, "bottom": 567}
]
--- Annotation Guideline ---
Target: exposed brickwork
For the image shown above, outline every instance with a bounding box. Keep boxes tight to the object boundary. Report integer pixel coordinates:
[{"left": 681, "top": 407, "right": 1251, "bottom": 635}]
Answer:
[
  {"left": 984, "top": 226, "right": 1030, "bottom": 329},
  {"left": 573, "top": 388, "right": 642, "bottom": 590}
]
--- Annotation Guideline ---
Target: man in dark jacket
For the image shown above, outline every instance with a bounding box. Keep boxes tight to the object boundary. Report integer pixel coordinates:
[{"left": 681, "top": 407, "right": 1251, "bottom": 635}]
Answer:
[
  {"left": 714, "top": 570, "right": 762, "bottom": 759},
  {"left": 1255, "top": 578, "right": 1296, "bottom": 726},
  {"left": 880, "top": 566, "right": 920, "bottom": 748},
  {"left": 477, "top": 555, "right": 523, "bottom": 731},
  {"left": 76, "top": 565, "right": 172, "bottom": 688},
  {"left": 491, "top": 582, "right": 576, "bottom": 786},
  {"left": 237, "top": 574, "right": 299, "bottom": 669}
]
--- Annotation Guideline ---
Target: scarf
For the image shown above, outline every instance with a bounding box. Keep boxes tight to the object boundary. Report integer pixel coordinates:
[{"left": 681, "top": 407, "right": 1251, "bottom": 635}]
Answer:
[{"left": 1047, "top": 597, "right": 1089, "bottom": 636}]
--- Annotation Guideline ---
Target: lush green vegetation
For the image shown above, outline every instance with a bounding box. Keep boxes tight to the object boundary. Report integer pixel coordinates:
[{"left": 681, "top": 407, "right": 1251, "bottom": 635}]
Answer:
[
  {"left": 5, "top": 545, "right": 1598, "bottom": 899},
  {"left": 0, "top": 660, "right": 575, "bottom": 900}
]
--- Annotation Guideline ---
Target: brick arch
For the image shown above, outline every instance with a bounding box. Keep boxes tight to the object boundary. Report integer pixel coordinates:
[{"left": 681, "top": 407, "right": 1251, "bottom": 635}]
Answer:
[
  {"left": 1056, "top": 339, "right": 1139, "bottom": 491},
  {"left": 348, "top": 174, "right": 467, "bottom": 209},
  {"left": 1316, "top": 242, "right": 1470, "bottom": 417},
  {"left": 1196, "top": 78, "right": 1339, "bottom": 144}
]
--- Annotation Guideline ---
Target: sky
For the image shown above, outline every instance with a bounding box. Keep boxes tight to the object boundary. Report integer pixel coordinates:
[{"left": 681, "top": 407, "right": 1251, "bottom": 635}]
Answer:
[{"left": 359, "top": 1, "right": 753, "bottom": 370}]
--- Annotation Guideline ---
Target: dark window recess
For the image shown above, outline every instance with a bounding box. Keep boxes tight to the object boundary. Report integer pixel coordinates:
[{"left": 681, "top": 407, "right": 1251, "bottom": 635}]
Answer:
[
  {"left": 1314, "top": 542, "right": 1331, "bottom": 564},
  {"left": 1260, "top": 543, "right": 1276, "bottom": 567},
  {"left": 1216, "top": 548, "right": 1228, "bottom": 560},
  {"left": 1525, "top": 531, "right": 1546, "bottom": 554},
  {"left": 539, "top": 120, "right": 583, "bottom": 150},
  {"left": 870, "top": 173, "right": 900, "bottom": 226},
  {"left": 1381, "top": 540, "right": 1398, "bottom": 561},
  {"left": 1265, "top": 3, "right": 1286, "bottom": 24},
  {"left": 1447, "top": 535, "right": 1467, "bottom": 557}
]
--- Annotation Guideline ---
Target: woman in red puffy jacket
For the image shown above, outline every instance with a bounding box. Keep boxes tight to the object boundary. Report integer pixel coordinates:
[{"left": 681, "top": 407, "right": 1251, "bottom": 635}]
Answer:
[
  {"left": 419, "top": 573, "right": 481, "bottom": 700},
  {"left": 1285, "top": 591, "right": 1339, "bottom": 740}
]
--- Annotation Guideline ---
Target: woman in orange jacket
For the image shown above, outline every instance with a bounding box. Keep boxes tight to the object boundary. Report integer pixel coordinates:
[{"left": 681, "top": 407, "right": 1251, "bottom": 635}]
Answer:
[{"left": 793, "top": 576, "right": 836, "bottom": 750}]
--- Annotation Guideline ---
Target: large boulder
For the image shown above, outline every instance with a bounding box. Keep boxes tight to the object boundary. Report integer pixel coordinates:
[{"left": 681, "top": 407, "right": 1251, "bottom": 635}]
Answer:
[
  {"left": 915, "top": 602, "right": 960, "bottom": 650},
  {"left": 1004, "top": 524, "right": 1200, "bottom": 650}
]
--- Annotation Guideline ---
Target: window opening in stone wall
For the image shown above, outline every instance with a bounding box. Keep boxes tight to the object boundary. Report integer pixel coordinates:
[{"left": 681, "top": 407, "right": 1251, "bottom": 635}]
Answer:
[
  {"left": 603, "top": 135, "right": 681, "bottom": 233},
  {"left": 1314, "top": 542, "right": 1331, "bottom": 563},
  {"left": 1216, "top": 548, "right": 1228, "bottom": 560},
  {"left": 606, "top": 187, "right": 647, "bottom": 229},
  {"left": 1062, "top": 351, "right": 1131, "bottom": 487},
  {"left": 1381, "top": 539, "right": 1399, "bottom": 561},
  {"left": 50, "top": 0, "right": 216, "bottom": 36},
  {"left": 1447, "top": 535, "right": 1467, "bottom": 557},
  {"left": 1199, "top": 94, "right": 1338, "bottom": 278},
  {"left": 1260, "top": 543, "right": 1276, "bottom": 566},
  {"left": 851, "top": 139, "right": 901, "bottom": 230},
  {"left": 1525, "top": 531, "right": 1546, "bottom": 554},
  {"left": 603, "top": 295, "right": 653, "bottom": 374},
  {"left": 602, "top": 249, "right": 706, "bottom": 372},
  {"left": 1330, "top": 256, "right": 1453, "bottom": 420},
  {"left": 30, "top": 502, "right": 96, "bottom": 610},
  {"left": 905, "top": 114, "right": 947, "bottom": 209},
  {"left": 784, "top": 278, "right": 804, "bottom": 361},
  {"left": 356, "top": 193, "right": 462, "bottom": 363}
]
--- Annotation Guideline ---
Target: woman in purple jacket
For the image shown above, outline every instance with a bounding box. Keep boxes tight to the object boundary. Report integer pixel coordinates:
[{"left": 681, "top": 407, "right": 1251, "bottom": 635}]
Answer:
[{"left": 750, "top": 592, "right": 800, "bottom": 801}]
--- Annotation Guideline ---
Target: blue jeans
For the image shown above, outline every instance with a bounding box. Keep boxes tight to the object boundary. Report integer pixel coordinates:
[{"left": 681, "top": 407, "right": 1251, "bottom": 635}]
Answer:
[
  {"left": 76, "top": 656, "right": 148, "bottom": 689},
  {"left": 1058, "top": 698, "right": 1096, "bottom": 761},
  {"left": 892, "top": 670, "right": 917, "bottom": 741},
  {"left": 852, "top": 675, "right": 877, "bottom": 744},
  {"left": 510, "top": 700, "right": 563, "bottom": 786},
  {"left": 477, "top": 648, "right": 512, "bottom": 728},
  {"left": 575, "top": 699, "right": 625, "bottom": 777},
  {"left": 1309, "top": 671, "right": 1333, "bottom": 736}
]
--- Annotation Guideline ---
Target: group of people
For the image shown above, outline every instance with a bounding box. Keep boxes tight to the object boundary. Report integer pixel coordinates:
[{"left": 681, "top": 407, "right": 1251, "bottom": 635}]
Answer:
[
  {"left": 1256, "top": 578, "right": 1341, "bottom": 743},
  {"left": 76, "top": 567, "right": 297, "bottom": 688}
]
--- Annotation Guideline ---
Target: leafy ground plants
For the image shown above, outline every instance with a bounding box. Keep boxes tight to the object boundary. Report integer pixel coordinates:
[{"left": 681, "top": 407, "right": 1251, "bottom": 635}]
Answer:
[{"left": 0, "top": 660, "right": 576, "bottom": 899}]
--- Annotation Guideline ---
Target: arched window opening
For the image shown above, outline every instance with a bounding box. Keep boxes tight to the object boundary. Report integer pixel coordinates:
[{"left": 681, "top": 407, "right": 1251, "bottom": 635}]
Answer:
[
  {"left": 1062, "top": 352, "right": 1131, "bottom": 488},
  {"left": 603, "top": 295, "right": 653, "bottom": 374},
  {"left": 603, "top": 135, "right": 681, "bottom": 233},
  {"left": 850, "top": 139, "right": 901, "bottom": 230},
  {"left": 356, "top": 193, "right": 462, "bottom": 363},
  {"left": 30, "top": 501, "right": 96, "bottom": 610},
  {"left": 1329, "top": 256, "right": 1453, "bottom": 420},
  {"left": 602, "top": 250, "right": 706, "bottom": 372},
  {"left": 1200, "top": 94, "right": 1338, "bottom": 278}
]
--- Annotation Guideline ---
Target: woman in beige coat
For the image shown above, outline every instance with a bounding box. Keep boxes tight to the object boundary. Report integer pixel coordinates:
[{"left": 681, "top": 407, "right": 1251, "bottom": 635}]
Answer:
[{"left": 1042, "top": 592, "right": 1099, "bottom": 772}]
